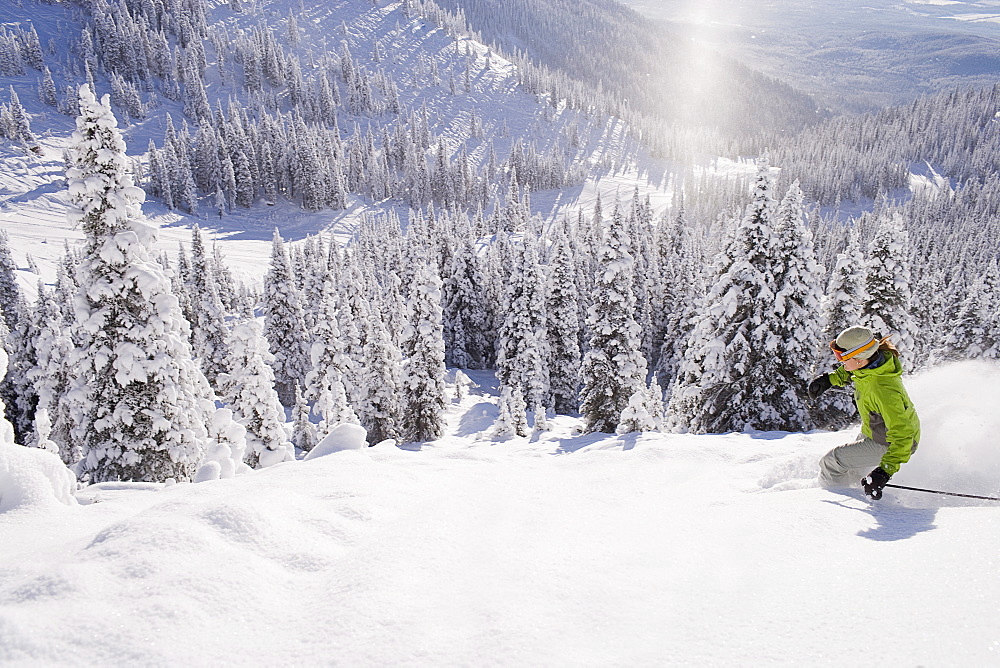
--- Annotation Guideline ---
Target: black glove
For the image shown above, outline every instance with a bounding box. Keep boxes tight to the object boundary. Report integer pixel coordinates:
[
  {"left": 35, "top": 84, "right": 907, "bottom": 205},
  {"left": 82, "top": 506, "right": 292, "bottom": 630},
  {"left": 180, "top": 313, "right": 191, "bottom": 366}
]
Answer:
[
  {"left": 862, "top": 467, "right": 891, "bottom": 500},
  {"left": 807, "top": 374, "right": 832, "bottom": 400}
]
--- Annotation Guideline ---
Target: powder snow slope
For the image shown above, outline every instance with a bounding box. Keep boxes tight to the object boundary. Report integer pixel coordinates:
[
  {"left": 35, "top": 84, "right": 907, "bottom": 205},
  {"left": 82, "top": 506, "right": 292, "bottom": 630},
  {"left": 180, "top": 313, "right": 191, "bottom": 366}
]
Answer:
[{"left": 2, "top": 363, "right": 999, "bottom": 665}]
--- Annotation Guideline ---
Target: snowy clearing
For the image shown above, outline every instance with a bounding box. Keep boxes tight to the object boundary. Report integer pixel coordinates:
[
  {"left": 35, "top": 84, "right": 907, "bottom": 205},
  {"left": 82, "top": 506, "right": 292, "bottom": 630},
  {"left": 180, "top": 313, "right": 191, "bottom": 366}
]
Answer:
[{"left": 2, "top": 363, "right": 1000, "bottom": 665}]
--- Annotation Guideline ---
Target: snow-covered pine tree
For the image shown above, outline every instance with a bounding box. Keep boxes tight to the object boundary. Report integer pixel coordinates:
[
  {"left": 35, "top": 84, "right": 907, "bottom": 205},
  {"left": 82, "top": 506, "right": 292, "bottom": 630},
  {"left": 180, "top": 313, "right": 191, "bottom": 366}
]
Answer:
[
  {"left": 629, "top": 190, "right": 658, "bottom": 367},
  {"left": 400, "top": 256, "right": 447, "bottom": 443},
  {"left": 40, "top": 66, "right": 58, "bottom": 107},
  {"left": 6, "top": 87, "right": 34, "bottom": 143},
  {"left": 647, "top": 375, "right": 666, "bottom": 431},
  {"left": 211, "top": 243, "right": 240, "bottom": 314},
  {"left": 357, "top": 312, "right": 403, "bottom": 445},
  {"left": 68, "top": 85, "right": 216, "bottom": 483},
  {"left": 666, "top": 155, "right": 788, "bottom": 434},
  {"left": 940, "top": 259, "right": 1000, "bottom": 360},
  {"left": 299, "top": 234, "right": 330, "bottom": 336},
  {"left": 546, "top": 220, "right": 582, "bottom": 414},
  {"left": 442, "top": 231, "right": 490, "bottom": 369},
  {"left": 338, "top": 255, "right": 372, "bottom": 410},
  {"left": 0, "top": 232, "right": 27, "bottom": 442},
  {"left": 263, "top": 229, "right": 310, "bottom": 405},
  {"left": 493, "top": 382, "right": 529, "bottom": 438},
  {"left": 218, "top": 318, "right": 294, "bottom": 468},
  {"left": 816, "top": 225, "right": 866, "bottom": 427},
  {"left": 654, "top": 204, "right": 702, "bottom": 399},
  {"left": 1, "top": 298, "right": 39, "bottom": 446},
  {"left": 291, "top": 383, "right": 318, "bottom": 453},
  {"left": 910, "top": 266, "right": 948, "bottom": 364},
  {"left": 29, "top": 283, "right": 80, "bottom": 464},
  {"left": 769, "top": 181, "right": 825, "bottom": 431},
  {"left": 821, "top": 225, "right": 866, "bottom": 344},
  {"left": 188, "top": 224, "right": 230, "bottom": 389},
  {"left": 0, "top": 230, "right": 19, "bottom": 332},
  {"left": 304, "top": 266, "right": 359, "bottom": 435},
  {"left": 579, "top": 201, "right": 650, "bottom": 434},
  {"left": 495, "top": 224, "right": 550, "bottom": 426},
  {"left": 862, "top": 211, "right": 916, "bottom": 359}
]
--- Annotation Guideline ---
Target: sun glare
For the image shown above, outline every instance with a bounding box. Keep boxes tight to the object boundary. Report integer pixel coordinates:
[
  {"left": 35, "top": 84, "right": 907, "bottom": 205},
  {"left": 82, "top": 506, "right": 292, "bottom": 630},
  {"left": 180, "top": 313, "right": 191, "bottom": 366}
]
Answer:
[{"left": 667, "top": 0, "right": 746, "bottom": 126}]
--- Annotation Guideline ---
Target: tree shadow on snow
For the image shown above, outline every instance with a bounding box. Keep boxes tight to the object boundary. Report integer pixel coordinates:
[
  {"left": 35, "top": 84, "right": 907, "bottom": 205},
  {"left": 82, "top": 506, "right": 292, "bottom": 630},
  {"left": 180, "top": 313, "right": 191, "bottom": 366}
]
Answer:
[
  {"left": 821, "top": 490, "right": 938, "bottom": 542},
  {"left": 455, "top": 402, "right": 498, "bottom": 437},
  {"left": 553, "top": 431, "right": 638, "bottom": 454}
]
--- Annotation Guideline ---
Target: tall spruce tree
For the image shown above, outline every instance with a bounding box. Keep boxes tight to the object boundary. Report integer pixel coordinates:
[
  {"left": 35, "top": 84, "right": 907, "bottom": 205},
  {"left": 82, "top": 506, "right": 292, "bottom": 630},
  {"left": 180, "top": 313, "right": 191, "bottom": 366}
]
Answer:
[
  {"left": 666, "top": 156, "right": 789, "bottom": 433},
  {"left": 0, "top": 347, "right": 15, "bottom": 449},
  {"left": 218, "top": 318, "right": 294, "bottom": 468},
  {"left": 911, "top": 267, "right": 949, "bottom": 364},
  {"left": 546, "top": 220, "right": 582, "bottom": 414},
  {"left": 654, "top": 205, "right": 702, "bottom": 399},
  {"left": 29, "top": 284, "right": 80, "bottom": 464},
  {"left": 263, "top": 229, "right": 310, "bottom": 405},
  {"left": 817, "top": 225, "right": 866, "bottom": 427},
  {"left": 821, "top": 226, "right": 866, "bottom": 344},
  {"left": 0, "top": 230, "right": 25, "bottom": 439},
  {"left": 1, "top": 299, "right": 39, "bottom": 445},
  {"left": 770, "top": 181, "right": 825, "bottom": 431},
  {"left": 495, "top": 226, "right": 550, "bottom": 425},
  {"left": 188, "top": 224, "right": 230, "bottom": 389},
  {"left": 941, "top": 259, "right": 1000, "bottom": 360},
  {"left": 358, "top": 311, "right": 403, "bottom": 445},
  {"left": 862, "top": 211, "right": 916, "bottom": 359},
  {"left": 579, "top": 202, "right": 649, "bottom": 434},
  {"left": 304, "top": 271, "right": 359, "bottom": 435},
  {"left": 442, "top": 232, "right": 490, "bottom": 370},
  {"left": 68, "top": 85, "right": 215, "bottom": 482},
  {"left": 400, "top": 256, "right": 447, "bottom": 443},
  {"left": 0, "top": 230, "right": 19, "bottom": 332}
]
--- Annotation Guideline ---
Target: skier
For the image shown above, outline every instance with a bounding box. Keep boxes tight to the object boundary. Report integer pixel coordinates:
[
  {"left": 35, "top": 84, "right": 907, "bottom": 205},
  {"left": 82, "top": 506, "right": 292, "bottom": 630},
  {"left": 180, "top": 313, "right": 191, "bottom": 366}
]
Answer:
[{"left": 807, "top": 326, "right": 921, "bottom": 500}]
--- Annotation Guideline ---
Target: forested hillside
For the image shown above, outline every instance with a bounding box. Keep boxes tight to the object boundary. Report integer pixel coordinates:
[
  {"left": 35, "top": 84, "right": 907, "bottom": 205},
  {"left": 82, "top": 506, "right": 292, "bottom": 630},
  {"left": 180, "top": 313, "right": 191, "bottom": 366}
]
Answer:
[
  {"left": 769, "top": 84, "right": 1000, "bottom": 205},
  {"left": 428, "top": 0, "right": 822, "bottom": 136},
  {"left": 0, "top": 0, "right": 998, "bottom": 485}
]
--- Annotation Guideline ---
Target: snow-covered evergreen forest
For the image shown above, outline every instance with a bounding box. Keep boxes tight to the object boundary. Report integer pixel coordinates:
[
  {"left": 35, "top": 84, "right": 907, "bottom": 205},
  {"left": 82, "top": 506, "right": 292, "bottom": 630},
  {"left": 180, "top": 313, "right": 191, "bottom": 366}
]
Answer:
[
  {"left": 0, "top": 0, "right": 998, "bottom": 481},
  {"left": 3, "top": 0, "right": 1000, "bottom": 662}
]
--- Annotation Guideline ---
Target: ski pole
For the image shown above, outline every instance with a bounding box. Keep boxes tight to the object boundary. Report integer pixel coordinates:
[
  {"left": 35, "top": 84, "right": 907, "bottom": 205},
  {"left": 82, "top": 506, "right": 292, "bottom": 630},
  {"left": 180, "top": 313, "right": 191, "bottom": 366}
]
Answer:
[{"left": 885, "top": 483, "right": 1000, "bottom": 502}]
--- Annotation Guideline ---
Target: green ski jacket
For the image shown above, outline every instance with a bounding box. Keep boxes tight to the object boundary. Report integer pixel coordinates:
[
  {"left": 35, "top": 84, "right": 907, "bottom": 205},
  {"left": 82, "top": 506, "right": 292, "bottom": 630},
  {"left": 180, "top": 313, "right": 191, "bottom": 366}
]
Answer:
[{"left": 828, "top": 354, "right": 921, "bottom": 476}]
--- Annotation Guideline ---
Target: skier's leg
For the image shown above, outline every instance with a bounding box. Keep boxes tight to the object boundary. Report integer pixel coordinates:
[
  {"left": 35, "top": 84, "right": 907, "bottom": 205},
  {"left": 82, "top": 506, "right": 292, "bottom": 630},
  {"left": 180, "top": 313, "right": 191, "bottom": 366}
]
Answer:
[{"left": 818, "top": 435, "right": 888, "bottom": 487}]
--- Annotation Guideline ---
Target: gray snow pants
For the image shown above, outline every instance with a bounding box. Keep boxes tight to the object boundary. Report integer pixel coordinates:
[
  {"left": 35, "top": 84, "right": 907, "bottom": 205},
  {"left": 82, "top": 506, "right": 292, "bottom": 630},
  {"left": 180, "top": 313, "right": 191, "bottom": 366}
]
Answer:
[{"left": 818, "top": 435, "right": 889, "bottom": 487}]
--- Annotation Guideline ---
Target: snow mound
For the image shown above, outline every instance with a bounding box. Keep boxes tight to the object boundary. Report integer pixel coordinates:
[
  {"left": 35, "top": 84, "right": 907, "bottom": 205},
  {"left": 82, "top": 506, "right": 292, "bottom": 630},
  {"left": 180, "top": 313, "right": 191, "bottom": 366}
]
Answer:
[
  {"left": 0, "top": 443, "right": 78, "bottom": 513},
  {"left": 0, "top": 348, "right": 76, "bottom": 513},
  {"left": 304, "top": 423, "right": 369, "bottom": 460},
  {"left": 195, "top": 409, "right": 251, "bottom": 482},
  {"left": 900, "top": 360, "right": 1000, "bottom": 498}
]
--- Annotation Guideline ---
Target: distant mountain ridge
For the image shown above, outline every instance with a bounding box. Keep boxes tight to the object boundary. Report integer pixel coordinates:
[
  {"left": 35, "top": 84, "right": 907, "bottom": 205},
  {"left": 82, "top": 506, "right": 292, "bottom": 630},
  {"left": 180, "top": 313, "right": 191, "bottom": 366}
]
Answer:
[{"left": 428, "top": 0, "right": 824, "bottom": 135}]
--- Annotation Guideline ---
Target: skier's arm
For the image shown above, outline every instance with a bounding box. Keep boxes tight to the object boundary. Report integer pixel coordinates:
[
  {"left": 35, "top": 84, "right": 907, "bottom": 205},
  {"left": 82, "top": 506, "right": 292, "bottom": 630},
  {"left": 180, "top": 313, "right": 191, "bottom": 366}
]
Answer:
[
  {"left": 877, "top": 390, "right": 919, "bottom": 476},
  {"left": 828, "top": 365, "right": 853, "bottom": 387}
]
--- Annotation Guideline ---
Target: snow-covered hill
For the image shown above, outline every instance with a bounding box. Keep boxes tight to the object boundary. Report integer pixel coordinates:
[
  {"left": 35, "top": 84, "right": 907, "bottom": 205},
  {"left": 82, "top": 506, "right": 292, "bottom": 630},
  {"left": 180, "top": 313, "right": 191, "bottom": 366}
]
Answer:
[
  {"left": 3, "top": 361, "right": 1000, "bottom": 665},
  {"left": 1, "top": 0, "right": 762, "bottom": 294}
]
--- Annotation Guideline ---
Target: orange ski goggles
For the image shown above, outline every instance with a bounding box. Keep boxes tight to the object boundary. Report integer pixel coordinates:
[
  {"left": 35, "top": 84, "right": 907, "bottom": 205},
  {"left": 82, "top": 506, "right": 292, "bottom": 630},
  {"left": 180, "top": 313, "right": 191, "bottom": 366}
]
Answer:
[{"left": 829, "top": 336, "right": 878, "bottom": 362}]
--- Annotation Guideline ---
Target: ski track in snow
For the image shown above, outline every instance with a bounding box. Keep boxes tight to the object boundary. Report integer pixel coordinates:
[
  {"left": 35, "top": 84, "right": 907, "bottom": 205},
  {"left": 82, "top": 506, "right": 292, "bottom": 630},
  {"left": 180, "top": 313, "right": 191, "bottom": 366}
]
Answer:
[{"left": 3, "top": 365, "right": 1000, "bottom": 665}]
